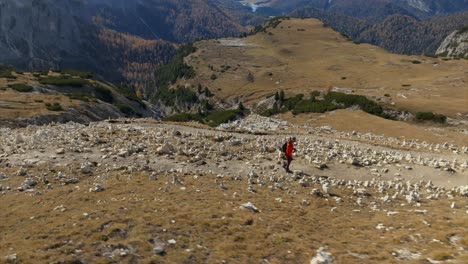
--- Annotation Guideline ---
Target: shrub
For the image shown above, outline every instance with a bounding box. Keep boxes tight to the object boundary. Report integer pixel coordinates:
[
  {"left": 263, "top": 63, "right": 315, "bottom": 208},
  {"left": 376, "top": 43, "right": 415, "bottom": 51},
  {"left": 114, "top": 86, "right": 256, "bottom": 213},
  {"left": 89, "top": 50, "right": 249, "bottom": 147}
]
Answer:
[
  {"left": 210, "top": 74, "right": 218, "bottom": 80},
  {"left": 115, "top": 84, "right": 146, "bottom": 108},
  {"left": 39, "top": 75, "right": 88, "bottom": 87},
  {"left": 67, "top": 93, "right": 93, "bottom": 102},
  {"left": 9, "top": 83, "right": 33, "bottom": 92},
  {"left": 0, "top": 64, "right": 17, "bottom": 79},
  {"left": 163, "top": 109, "right": 244, "bottom": 127},
  {"left": 238, "top": 102, "right": 245, "bottom": 111},
  {"left": 0, "top": 71, "right": 16, "bottom": 79},
  {"left": 163, "top": 113, "right": 203, "bottom": 123},
  {"left": 117, "top": 104, "right": 136, "bottom": 117},
  {"left": 247, "top": 72, "right": 254, "bottom": 82},
  {"left": 415, "top": 112, "right": 446, "bottom": 123},
  {"left": 93, "top": 84, "right": 114, "bottom": 103},
  {"left": 262, "top": 91, "right": 387, "bottom": 118},
  {"left": 153, "top": 85, "right": 198, "bottom": 107},
  {"left": 261, "top": 104, "right": 286, "bottom": 117},
  {"left": 60, "top": 70, "right": 93, "bottom": 78},
  {"left": 282, "top": 94, "right": 304, "bottom": 110},
  {"left": 206, "top": 109, "right": 243, "bottom": 127},
  {"left": 204, "top": 87, "right": 214, "bottom": 97},
  {"left": 46, "top": 102, "right": 63, "bottom": 111},
  {"left": 411, "top": 60, "right": 422, "bottom": 64},
  {"left": 293, "top": 100, "right": 339, "bottom": 115},
  {"left": 325, "top": 92, "right": 383, "bottom": 116},
  {"left": 279, "top": 90, "right": 285, "bottom": 102},
  {"left": 310, "top": 90, "right": 321, "bottom": 98}
]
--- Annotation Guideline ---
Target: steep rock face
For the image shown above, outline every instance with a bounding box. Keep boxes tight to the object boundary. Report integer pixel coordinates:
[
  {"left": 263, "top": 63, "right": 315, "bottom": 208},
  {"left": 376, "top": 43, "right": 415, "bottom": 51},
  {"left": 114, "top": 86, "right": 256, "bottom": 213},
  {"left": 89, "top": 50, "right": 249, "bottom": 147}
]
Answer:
[
  {"left": 0, "top": 0, "right": 84, "bottom": 70},
  {"left": 0, "top": 0, "right": 256, "bottom": 82},
  {"left": 436, "top": 28, "right": 468, "bottom": 58},
  {"left": 0, "top": 0, "right": 177, "bottom": 83}
]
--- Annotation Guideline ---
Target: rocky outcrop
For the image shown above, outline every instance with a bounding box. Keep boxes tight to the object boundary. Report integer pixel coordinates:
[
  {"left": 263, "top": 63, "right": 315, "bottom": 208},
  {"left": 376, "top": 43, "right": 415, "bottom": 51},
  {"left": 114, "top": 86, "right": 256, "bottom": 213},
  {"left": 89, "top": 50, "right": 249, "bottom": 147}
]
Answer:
[{"left": 436, "top": 28, "right": 468, "bottom": 58}]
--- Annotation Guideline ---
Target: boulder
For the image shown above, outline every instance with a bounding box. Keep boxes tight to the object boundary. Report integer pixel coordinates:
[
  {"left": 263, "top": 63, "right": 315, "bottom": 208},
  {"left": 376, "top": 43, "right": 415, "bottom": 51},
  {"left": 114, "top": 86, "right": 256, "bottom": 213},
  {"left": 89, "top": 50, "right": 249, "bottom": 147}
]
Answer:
[
  {"left": 240, "top": 202, "right": 259, "bottom": 213},
  {"left": 157, "top": 143, "right": 175, "bottom": 155},
  {"left": 311, "top": 247, "right": 333, "bottom": 264},
  {"left": 347, "top": 158, "right": 361, "bottom": 166},
  {"left": 55, "top": 148, "right": 65, "bottom": 155},
  {"left": 90, "top": 183, "right": 104, "bottom": 193}
]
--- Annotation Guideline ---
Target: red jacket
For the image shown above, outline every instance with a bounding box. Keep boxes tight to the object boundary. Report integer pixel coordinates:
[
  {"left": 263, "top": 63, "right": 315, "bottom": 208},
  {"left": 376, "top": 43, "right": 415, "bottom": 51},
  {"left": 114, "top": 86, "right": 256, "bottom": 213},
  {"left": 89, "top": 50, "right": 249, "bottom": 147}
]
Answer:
[{"left": 285, "top": 142, "right": 294, "bottom": 157}]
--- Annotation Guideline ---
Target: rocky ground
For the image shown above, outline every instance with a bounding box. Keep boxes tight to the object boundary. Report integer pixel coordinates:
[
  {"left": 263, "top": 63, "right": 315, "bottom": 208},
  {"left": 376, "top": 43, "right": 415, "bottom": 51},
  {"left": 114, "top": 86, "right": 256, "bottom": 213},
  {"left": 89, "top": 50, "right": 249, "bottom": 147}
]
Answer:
[{"left": 0, "top": 117, "right": 467, "bottom": 263}]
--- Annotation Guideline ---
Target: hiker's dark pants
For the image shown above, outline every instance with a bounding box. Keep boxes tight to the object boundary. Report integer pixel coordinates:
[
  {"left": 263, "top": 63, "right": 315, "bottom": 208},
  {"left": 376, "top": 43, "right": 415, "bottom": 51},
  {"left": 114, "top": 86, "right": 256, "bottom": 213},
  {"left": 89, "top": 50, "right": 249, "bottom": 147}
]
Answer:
[{"left": 286, "top": 156, "right": 292, "bottom": 170}]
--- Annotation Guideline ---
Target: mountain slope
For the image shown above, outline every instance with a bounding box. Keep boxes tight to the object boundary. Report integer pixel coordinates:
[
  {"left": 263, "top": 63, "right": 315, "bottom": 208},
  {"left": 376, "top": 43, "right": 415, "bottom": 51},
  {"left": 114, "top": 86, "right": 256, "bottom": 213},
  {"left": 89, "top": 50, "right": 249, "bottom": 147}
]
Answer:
[
  {"left": 256, "top": 0, "right": 468, "bottom": 21},
  {"left": 358, "top": 12, "right": 468, "bottom": 54},
  {"left": 0, "top": 67, "right": 156, "bottom": 127},
  {"left": 174, "top": 18, "right": 468, "bottom": 117},
  {"left": 0, "top": 0, "right": 259, "bottom": 83},
  {"left": 88, "top": 0, "right": 250, "bottom": 43},
  {"left": 290, "top": 8, "right": 468, "bottom": 55}
]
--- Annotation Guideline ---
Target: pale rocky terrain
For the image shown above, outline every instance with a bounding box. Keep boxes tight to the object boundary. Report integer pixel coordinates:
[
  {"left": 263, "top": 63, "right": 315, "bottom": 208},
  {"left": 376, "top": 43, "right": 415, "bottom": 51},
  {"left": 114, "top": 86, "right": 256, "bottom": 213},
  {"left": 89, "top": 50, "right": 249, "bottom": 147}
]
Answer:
[
  {"left": 436, "top": 29, "right": 468, "bottom": 58},
  {"left": 0, "top": 116, "right": 467, "bottom": 263}
]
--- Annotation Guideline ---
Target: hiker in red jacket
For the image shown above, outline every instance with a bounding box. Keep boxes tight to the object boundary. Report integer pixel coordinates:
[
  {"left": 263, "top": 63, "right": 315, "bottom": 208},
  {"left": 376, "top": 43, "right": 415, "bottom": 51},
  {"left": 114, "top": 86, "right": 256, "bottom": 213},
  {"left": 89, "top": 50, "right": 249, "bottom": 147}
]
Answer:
[{"left": 284, "top": 137, "right": 295, "bottom": 173}]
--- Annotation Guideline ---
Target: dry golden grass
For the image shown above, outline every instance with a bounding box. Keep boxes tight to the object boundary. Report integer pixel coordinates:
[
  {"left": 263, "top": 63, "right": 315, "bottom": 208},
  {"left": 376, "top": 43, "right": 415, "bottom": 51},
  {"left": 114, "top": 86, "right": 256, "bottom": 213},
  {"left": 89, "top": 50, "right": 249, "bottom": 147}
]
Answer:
[
  {"left": 184, "top": 18, "right": 468, "bottom": 117},
  {"left": 0, "top": 72, "right": 123, "bottom": 122},
  {"left": 0, "top": 90, "right": 77, "bottom": 119},
  {"left": 1, "top": 165, "right": 466, "bottom": 263}
]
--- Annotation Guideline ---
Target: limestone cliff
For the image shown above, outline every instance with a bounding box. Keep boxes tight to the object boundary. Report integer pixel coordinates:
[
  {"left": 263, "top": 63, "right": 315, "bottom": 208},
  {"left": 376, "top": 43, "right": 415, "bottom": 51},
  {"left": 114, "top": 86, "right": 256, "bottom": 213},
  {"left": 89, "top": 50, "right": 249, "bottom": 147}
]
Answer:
[{"left": 436, "top": 27, "right": 468, "bottom": 58}]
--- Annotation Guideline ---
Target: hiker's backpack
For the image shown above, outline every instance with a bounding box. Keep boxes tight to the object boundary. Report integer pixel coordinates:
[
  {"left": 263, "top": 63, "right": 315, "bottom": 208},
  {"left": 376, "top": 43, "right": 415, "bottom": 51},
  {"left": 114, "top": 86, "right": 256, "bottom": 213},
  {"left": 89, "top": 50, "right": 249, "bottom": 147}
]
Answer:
[{"left": 282, "top": 142, "right": 287, "bottom": 153}]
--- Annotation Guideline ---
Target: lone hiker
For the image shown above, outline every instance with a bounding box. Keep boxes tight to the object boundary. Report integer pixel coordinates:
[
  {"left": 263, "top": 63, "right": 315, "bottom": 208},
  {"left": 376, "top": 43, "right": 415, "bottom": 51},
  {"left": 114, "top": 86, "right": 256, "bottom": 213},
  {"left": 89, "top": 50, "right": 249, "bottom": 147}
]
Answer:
[{"left": 283, "top": 137, "right": 296, "bottom": 173}]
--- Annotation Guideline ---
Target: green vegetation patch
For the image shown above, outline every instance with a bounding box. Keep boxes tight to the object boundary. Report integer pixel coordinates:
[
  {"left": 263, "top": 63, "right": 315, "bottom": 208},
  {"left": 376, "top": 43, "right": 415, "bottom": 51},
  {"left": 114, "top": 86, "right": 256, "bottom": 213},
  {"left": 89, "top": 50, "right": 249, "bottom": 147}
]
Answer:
[
  {"left": 150, "top": 43, "right": 198, "bottom": 106},
  {"left": 9, "top": 83, "right": 34, "bottom": 92},
  {"left": 66, "top": 93, "right": 95, "bottom": 102},
  {"left": 415, "top": 112, "right": 447, "bottom": 123},
  {"left": 324, "top": 92, "right": 384, "bottom": 116},
  {"left": 116, "top": 85, "right": 146, "bottom": 109},
  {"left": 153, "top": 85, "right": 198, "bottom": 107},
  {"left": 261, "top": 91, "right": 387, "bottom": 118},
  {"left": 116, "top": 104, "right": 136, "bottom": 117},
  {"left": 39, "top": 75, "right": 89, "bottom": 87},
  {"left": 45, "top": 102, "right": 63, "bottom": 112},
  {"left": 59, "top": 70, "right": 94, "bottom": 78},
  {"left": 92, "top": 84, "right": 114, "bottom": 103},
  {"left": 205, "top": 109, "right": 243, "bottom": 127},
  {"left": 0, "top": 64, "right": 17, "bottom": 79},
  {"left": 163, "top": 113, "right": 204, "bottom": 123},
  {"left": 153, "top": 43, "right": 196, "bottom": 90},
  {"left": 163, "top": 109, "right": 244, "bottom": 127}
]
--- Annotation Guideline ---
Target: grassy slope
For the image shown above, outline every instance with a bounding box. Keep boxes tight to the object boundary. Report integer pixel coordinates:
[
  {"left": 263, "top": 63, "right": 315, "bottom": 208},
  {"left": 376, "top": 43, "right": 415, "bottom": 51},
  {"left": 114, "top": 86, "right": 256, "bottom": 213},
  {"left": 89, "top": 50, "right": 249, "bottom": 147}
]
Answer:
[
  {"left": 184, "top": 18, "right": 468, "bottom": 117},
  {"left": 0, "top": 71, "right": 143, "bottom": 120},
  {"left": 0, "top": 166, "right": 466, "bottom": 263}
]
